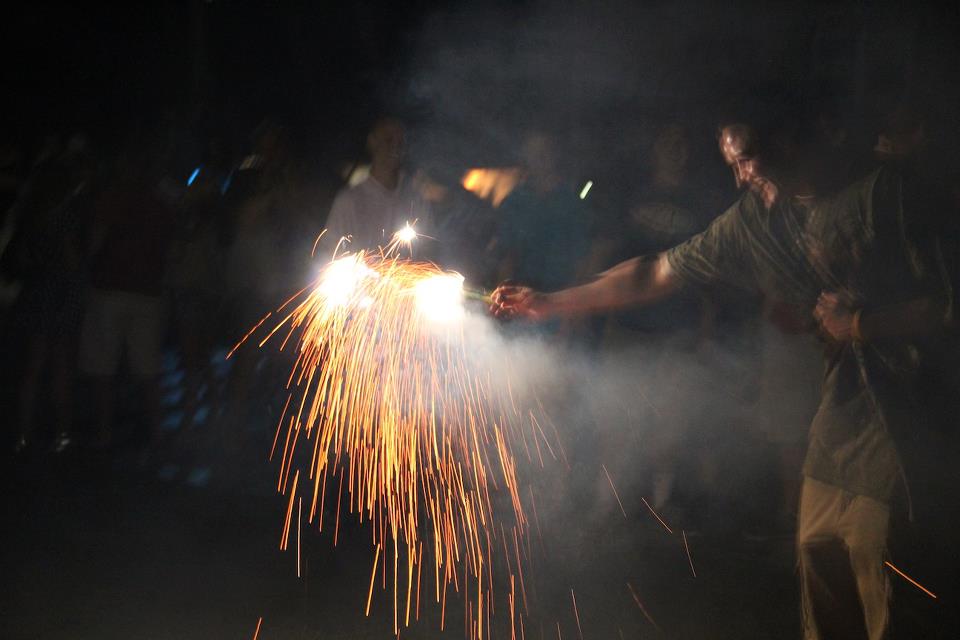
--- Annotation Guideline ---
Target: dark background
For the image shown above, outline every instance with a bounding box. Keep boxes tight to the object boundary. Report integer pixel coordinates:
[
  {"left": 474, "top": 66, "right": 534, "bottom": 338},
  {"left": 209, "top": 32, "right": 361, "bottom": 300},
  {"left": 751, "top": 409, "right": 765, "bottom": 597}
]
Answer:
[{"left": 5, "top": 1, "right": 958, "bottom": 168}]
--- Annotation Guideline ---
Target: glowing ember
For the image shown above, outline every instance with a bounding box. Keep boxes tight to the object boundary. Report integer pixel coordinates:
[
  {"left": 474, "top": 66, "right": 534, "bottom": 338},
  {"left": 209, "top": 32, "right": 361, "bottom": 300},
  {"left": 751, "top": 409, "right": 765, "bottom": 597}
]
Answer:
[{"left": 395, "top": 223, "right": 418, "bottom": 244}]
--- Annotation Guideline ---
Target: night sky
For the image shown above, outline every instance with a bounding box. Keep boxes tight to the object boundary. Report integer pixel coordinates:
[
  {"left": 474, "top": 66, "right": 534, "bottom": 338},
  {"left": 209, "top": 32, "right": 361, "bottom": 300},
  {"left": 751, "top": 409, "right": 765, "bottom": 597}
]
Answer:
[{"left": 5, "top": 2, "right": 959, "bottom": 166}]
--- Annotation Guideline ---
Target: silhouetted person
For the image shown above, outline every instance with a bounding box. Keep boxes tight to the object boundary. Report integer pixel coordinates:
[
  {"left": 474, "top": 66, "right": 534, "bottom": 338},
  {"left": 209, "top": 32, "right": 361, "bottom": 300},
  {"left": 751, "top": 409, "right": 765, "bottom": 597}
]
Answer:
[
  {"left": 9, "top": 134, "right": 91, "bottom": 454},
  {"left": 495, "top": 131, "right": 592, "bottom": 294},
  {"left": 165, "top": 140, "right": 229, "bottom": 431},
  {"left": 79, "top": 140, "right": 177, "bottom": 449},
  {"left": 323, "top": 117, "right": 432, "bottom": 255}
]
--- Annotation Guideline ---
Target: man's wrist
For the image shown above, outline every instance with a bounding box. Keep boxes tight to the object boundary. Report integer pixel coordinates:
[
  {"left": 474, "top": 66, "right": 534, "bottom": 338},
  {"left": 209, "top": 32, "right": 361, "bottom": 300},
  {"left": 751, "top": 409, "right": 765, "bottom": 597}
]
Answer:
[{"left": 536, "top": 292, "right": 559, "bottom": 318}]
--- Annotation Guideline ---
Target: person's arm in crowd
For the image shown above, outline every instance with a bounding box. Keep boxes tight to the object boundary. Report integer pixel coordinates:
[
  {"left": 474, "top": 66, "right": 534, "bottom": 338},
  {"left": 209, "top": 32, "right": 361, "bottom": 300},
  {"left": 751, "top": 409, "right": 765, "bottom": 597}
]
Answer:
[
  {"left": 491, "top": 252, "right": 682, "bottom": 320},
  {"left": 814, "top": 292, "right": 952, "bottom": 342}
]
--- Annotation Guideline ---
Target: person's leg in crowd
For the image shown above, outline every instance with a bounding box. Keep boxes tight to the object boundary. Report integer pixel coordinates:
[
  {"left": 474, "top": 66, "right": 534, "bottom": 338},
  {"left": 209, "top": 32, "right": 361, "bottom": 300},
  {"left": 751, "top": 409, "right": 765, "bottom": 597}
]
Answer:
[
  {"left": 50, "top": 336, "right": 76, "bottom": 452},
  {"left": 173, "top": 292, "right": 218, "bottom": 431},
  {"left": 79, "top": 289, "right": 123, "bottom": 448},
  {"left": 176, "top": 304, "right": 201, "bottom": 428},
  {"left": 16, "top": 333, "right": 47, "bottom": 451},
  {"left": 126, "top": 293, "right": 165, "bottom": 444},
  {"left": 90, "top": 376, "right": 115, "bottom": 448}
]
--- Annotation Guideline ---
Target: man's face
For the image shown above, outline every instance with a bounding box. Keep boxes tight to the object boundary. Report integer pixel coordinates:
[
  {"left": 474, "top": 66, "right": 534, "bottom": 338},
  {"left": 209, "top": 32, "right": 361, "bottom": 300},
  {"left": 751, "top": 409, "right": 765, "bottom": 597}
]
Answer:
[
  {"left": 719, "top": 126, "right": 762, "bottom": 189},
  {"left": 719, "top": 125, "right": 778, "bottom": 206},
  {"left": 368, "top": 121, "right": 405, "bottom": 170}
]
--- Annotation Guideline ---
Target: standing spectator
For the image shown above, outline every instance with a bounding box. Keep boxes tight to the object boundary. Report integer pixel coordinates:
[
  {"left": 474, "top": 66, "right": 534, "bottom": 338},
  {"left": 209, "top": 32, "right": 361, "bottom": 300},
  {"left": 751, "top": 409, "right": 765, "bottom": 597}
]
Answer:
[
  {"left": 215, "top": 119, "right": 309, "bottom": 456},
  {"left": 9, "top": 134, "right": 92, "bottom": 454},
  {"left": 495, "top": 131, "right": 592, "bottom": 295},
  {"left": 322, "top": 117, "right": 432, "bottom": 256},
  {"left": 164, "top": 141, "right": 229, "bottom": 431},
  {"left": 79, "top": 139, "right": 178, "bottom": 449},
  {"left": 596, "top": 124, "right": 716, "bottom": 513}
]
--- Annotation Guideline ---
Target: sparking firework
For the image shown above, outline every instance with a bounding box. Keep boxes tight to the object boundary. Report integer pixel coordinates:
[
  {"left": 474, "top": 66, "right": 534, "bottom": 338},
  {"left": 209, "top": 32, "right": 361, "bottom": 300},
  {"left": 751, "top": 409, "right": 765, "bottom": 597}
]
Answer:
[{"left": 235, "top": 226, "right": 556, "bottom": 639}]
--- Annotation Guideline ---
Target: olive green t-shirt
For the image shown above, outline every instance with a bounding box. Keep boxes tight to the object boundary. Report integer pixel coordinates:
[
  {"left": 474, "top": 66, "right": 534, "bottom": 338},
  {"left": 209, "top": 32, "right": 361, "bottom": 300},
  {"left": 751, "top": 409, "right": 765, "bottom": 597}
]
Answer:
[{"left": 666, "top": 168, "right": 939, "bottom": 503}]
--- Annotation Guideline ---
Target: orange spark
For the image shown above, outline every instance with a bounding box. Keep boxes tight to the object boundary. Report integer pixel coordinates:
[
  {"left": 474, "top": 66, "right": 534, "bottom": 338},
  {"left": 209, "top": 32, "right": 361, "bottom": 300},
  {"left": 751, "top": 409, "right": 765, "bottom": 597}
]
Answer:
[
  {"left": 601, "top": 464, "right": 627, "bottom": 518},
  {"left": 884, "top": 561, "right": 937, "bottom": 599},
  {"left": 571, "top": 589, "right": 583, "bottom": 640},
  {"left": 627, "top": 582, "right": 661, "bottom": 632},
  {"left": 640, "top": 497, "right": 673, "bottom": 534},
  {"left": 682, "top": 530, "right": 696, "bottom": 578}
]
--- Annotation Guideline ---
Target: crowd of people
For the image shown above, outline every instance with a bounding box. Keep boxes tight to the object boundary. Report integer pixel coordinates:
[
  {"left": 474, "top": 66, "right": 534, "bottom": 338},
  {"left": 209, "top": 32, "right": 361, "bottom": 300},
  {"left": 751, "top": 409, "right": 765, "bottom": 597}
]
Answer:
[
  {"left": 2, "top": 101, "right": 957, "bottom": 637},
  {"left": 0, "top": 119, "right": 330, "bottom": 459}
]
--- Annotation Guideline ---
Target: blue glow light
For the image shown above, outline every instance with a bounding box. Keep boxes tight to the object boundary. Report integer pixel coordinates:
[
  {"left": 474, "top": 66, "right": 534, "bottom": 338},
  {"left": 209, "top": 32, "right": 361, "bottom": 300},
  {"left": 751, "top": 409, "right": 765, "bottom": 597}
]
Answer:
[{"left": 187, "top": 166, "right": 202, "bottom": 186}]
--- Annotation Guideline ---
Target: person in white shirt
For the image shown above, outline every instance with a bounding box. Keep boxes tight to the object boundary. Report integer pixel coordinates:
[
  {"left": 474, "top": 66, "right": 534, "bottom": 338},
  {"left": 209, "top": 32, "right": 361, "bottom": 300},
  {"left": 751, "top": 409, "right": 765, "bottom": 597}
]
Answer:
[{"left": 322, "top": 117, "right": 431, "bottom": 257}]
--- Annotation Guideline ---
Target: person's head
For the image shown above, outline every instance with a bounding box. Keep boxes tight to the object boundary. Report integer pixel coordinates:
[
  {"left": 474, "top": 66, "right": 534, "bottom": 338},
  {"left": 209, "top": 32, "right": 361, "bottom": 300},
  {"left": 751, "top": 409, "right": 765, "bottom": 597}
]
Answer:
[
  {"left": 252, "top": 119, "right": 289, "bottom": 162},
  {"left": 651, "top": 123, "right": 689, "bottom": 185},
  {"left": 519, "top": 131, "right": 561, "bottom": 193},
  {"left": 717, "top": 123, "right": 780, "bottom": 207},
  {"left": 874, "top": 106, "right": 925, "bottom": 159},
  {"left": 366, "top": 117, "right": 406, "bottom": 173}
]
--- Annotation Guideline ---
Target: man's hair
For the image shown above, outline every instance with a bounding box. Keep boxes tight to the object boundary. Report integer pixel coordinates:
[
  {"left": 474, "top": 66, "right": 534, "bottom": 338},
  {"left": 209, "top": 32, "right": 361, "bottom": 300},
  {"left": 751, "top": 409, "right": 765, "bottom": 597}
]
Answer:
[{"left": 716, "top": 123, "right": 760, "bottom": 159}]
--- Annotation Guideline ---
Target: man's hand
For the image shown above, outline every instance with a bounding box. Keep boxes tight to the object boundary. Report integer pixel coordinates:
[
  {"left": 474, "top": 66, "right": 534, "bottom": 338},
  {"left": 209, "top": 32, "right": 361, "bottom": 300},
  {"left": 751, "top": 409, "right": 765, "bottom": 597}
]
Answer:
[
  {"left": 489, "top": 284, "right": 549, "bottom": 320},
  {"left": 813, "top": 291, "right": 859, "bottom": 342}
]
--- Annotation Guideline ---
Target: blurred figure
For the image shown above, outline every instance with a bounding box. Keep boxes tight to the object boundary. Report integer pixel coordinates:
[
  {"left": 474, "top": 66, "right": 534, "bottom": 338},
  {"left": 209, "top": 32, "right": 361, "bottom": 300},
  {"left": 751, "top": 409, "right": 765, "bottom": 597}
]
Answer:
[
  {"left": 495, "top": 131, "right": 592, "bottom": 296},
  {"left": 164, "top": 141, "right": 230, "bottom": 431},
  {"left": 432, "top": 177, "right": 501, "bottom": 288},
  {"left": 79, "top": 137, "right": 178, "bottom": 449},
  {"left": 323, "top": 117, "right": 432, "bottom": 255},
  {"left": 0, "top": 142, "right": 26, "bottom": 308},
  {"left": 0, "top": 142, "right": 24, "bottom": 246},
  {"left": 592, "top": 124, "right": 713, "bottom": 515},
  {"left": 7, "top": 133, "right": 92, "bottom": 454},
  {"left": 217, "top": 121, "right": 300, "bottom": 448}
]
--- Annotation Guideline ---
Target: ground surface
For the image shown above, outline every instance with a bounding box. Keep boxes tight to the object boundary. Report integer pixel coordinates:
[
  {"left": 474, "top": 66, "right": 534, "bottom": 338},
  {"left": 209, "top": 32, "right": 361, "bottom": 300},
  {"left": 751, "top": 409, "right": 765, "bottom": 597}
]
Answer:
[{"left": 2, "top": 348, "right": 956, "bottom": 639}]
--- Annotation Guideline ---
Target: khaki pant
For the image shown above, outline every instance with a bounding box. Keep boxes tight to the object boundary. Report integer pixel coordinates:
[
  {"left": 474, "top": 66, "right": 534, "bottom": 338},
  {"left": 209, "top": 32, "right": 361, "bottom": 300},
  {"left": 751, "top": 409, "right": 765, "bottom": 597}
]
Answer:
[{"left": 798, "top": 477, "right": 890, "bottom": 640}]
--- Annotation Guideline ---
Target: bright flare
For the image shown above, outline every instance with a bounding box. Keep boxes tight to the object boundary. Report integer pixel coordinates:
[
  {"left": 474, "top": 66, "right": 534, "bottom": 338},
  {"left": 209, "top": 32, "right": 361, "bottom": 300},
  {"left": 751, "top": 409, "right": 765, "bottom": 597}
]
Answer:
[
  {"left": 396, "top": 223, "right": 418, "bottom": 244},
  {"left": 414, "top": 273, "right": 465, "bottom": 324},
  {"left": 317, "top": 254, "right": 377, "bottom": 308}
]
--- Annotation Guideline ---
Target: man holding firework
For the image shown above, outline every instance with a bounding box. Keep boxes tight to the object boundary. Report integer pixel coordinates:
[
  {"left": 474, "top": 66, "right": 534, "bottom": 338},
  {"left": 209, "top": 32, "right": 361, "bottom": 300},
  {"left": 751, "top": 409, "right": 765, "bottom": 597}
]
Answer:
[{"left": 491, "top": 122, "right": 955, "bottom": 639}]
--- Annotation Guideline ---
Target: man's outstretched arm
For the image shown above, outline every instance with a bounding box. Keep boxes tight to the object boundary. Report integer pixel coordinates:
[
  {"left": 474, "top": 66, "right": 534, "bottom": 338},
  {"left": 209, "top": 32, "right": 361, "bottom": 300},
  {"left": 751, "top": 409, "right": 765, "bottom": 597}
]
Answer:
[{"left": 491, "top": 252, "right": 682, "bottom": 320}]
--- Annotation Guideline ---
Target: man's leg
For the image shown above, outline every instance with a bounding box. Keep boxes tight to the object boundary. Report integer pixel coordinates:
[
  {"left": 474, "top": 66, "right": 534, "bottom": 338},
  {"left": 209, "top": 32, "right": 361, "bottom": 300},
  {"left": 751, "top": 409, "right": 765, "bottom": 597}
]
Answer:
[
  {"left": 839, "top": 493, "right": 891, "bottom": 640},
  {"left": 78, "top": 289, "right": 122, "bottom": 447},
  {"left": 798, "top": 476, "right": 869, "bottom": 640},
  {"left": 125, "top": 293, "right": 165, "bottom": 444},
  {"left": 17, "top": 333, "right": 48, "bottom": 449}
]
